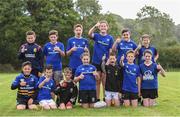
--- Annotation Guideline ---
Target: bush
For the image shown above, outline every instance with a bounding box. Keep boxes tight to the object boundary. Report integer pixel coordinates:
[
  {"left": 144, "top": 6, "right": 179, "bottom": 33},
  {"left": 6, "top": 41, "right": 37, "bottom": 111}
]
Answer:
[{"left": 0, "top": 64, "right": 15, "bottom": 73}]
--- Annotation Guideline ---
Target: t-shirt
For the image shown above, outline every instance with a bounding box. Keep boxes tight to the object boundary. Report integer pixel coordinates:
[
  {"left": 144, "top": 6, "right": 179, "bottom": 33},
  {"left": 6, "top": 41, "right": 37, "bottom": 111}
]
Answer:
[
  {"left": 37, "top": 76, "right": 56, "bottom": 101},
  {"left": 139, "top": 63, "right": 159, "bottom": 89},
  {"left": 75, "top": 64, "right": 97, "bottom": 90},
  {"left": 105, "top": 64, "right": 123, "bottom": 92},
  {"left": 116, "top": 39, "right": 137, "bottom": 64},
  {"left": 66, "top": 37, "right": 89, "bottom": 69},
  {"left": 138, "top": 46, "right": 157, "bottom": 64},
  {"left": 92, "top": 33, "right": 114, "bottom": 64},
  {"left": 122, "top": 63, "right": 140, "bottom": 93},
  {"left": 43, "top": 42, "right": 64, "bottom": 71}
]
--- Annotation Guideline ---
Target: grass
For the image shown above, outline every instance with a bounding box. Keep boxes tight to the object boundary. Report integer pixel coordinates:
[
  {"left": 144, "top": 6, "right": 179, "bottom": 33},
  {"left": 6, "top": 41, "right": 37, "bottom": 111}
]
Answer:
[{"left": 0, "top": 72, "right": 180, "bottom": 116}]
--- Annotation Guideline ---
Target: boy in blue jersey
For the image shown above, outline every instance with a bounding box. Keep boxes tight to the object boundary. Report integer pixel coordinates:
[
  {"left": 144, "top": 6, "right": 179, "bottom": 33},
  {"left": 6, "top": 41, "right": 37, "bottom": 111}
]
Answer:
[
  {"left": 55, "top": 67, "right": 78, "bottom": 110},
  {"left": 11, "top": 61, "right": 38, "bottom": 110},
  {"left": 18, "top": 31, "right": 43, "bottom": 77},
  {"left": 66, "top": 24, "right": 89, "bottom": 77},
  {"left": 74, "top": 52, "right": 100, "bottom": 108},
  {"left": 43, "top": 30, "right": 65, "bottom": 86},
  {"left": 37, "top": 65, "right": 57, "bottom": 110},
  {"left": 120, "top": 50, "right": 141, "bottom": 107},
  {"left": 139, "top": 50, "right": 165, "bottom": 107},
  {"left": 88, "top": 20, "right": 114, "bottom": 102},
  {"left": 135, "top": 34, "right": 159, "bottom": 64},
  {"left": 112, "top": 28, "right": 137, "bottom": 64}
]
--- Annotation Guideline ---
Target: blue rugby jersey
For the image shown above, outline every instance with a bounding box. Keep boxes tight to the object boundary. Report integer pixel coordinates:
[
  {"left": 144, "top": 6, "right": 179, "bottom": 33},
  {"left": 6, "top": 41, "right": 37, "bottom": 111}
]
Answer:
[
  {"left": 75, "top": 64, "right": 97, "bottom": 90},
  {"left": 18, "top": 43, "right": 43, "bottom": 72},
  {"left": 138, "top": 46, "right": 158, "bottom": 64},
  {"left": 116, "top": 39, "right": 137, "bottom": 64},
  {"left": 37, "top": 76, "right": 56, "bottom": 101},
  {"left": 11, "top": 73, "right": 38, "bottom": 99},
  {"left": 122, "top": 63, "right": 140, "bottom": 93},
  {"left": 43, "top": 42, "right": 64, "bottom": 71},
  {"left": 139, "top": 63, "right": 159, "bottom": 89},
  {"left": 92, "top": 33, "right": 114, "bottom": 64},
  {"left": 66, "top": 37, "right": 89, "bottom": 69}
]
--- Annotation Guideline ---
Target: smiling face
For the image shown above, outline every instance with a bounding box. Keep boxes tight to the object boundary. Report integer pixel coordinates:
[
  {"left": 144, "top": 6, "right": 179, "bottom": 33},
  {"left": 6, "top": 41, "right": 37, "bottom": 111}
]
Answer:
[
  {"left": 64, "top": 70, "right": 72, "bottom": 81},
  {"left": 99, "top": 22, "right": 108, "bottom": 33},
  {"left": 49, "top": 34, "right": 58, "bottom": 44},
  {"left": 45, "top": 69, "right": 53, "bottom": 79},
  {"left": 122, "top": 31, "right": 130, "bottom": 41},
  {"left": 144, "top": 52, "right": 152, "bottom": 63},
  {"left": 22, "top": 65, "right": 32, "bottom": 76},
  {"left": 142, "top": 37, "right": 150, "bottom": 47},
  {"left": 26, "top": 35, "right": 36, "bottom": 44},
  {"left": 126, "top": 52, "right": 135, "bottom": 64},
  {"left": 81, "top": 55, "right": 90, "bottom": 65},
  {"left": 74, "top": 26, "right": 83, "bottom": 37}
]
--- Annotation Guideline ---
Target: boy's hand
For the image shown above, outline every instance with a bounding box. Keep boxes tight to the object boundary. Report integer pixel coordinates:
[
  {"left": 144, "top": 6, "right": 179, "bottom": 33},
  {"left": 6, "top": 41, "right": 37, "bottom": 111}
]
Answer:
[
  {"left": 20, "top": 81, "right": 26, "bottom": 86},
  {"left": 116, "top": 37, "right": 121, "bottom": 43},
  {"left": 28, "top": 98, "right": 33, "bottom": 105},
  {"left": 79, "top": 74, "right": 84, "bottom": 79},
  {"left": 120, "top": 54, "right": 125, "bottom": 61},
  {"left": 54, "top": 46, "right": 61, "bottom": 52},
  {"left": 71, "top": 45, "right": 77, "bottom": 52},
  {"left": 93, "top": 71, "right": 98, "bottom": 76},
  {"left": 21, "top": 45, "right": 26, "bottom": 53},
  {"left": 102, "top": 54, "right": 106, "bottom": 61},
  {"left": 137, "top": 41, "right": 142, "bottom": 49},
  {"left": 84, "top": 46, "right": 89, "bottom": 52},
  {"left": 44, "top": 78, "right": 50, "bottom": 83},
  {"left": 95, "top": 22, "right": 100, "bottom": 27}
]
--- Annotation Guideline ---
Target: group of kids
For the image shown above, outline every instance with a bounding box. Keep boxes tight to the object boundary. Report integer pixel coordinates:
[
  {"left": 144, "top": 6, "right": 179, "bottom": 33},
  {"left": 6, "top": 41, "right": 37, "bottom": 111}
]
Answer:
[{"left": 11, "top": 20, "right": 166, "bottom": 110}]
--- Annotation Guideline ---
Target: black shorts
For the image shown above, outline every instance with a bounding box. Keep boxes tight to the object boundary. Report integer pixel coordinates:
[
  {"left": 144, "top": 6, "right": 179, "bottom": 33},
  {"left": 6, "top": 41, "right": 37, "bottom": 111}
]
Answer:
[
  {"left": 141, "top": 89, "right": 158, "bottom": 99},
  {"left": 78, "top": 90, "right": 96, "bottom": 103},
  {"left": 122, "top": 91, "right": 138, "bottom": 100},
  {"left": 16, "top": 98, "right": 38, "bottom": 106},
  {"left": 92, "top": 63, "right": 102, "bottom": 72}
]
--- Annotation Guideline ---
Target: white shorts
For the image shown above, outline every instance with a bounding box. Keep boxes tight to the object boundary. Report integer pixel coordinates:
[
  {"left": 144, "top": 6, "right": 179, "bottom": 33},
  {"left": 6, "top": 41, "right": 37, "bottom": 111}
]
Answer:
[
  {"left": 39, "top": 99, "right": 56, "bottom": 106},
  {"left": 105, "top": 91, "right": 119, "bottom": 100}
]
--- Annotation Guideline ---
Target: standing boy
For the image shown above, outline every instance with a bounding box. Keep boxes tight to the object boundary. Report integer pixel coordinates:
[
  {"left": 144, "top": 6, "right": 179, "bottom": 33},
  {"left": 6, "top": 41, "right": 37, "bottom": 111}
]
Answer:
[
  {"left": 88, "top": 20, "right": 114, "bottom": 102},
  {"left": 66, "top": 24, "right": 89, "bottom": 77},
  {"left": 43, "top": 30, "right": 65, "bottom": 85},
  {"left": 18, "top": 31, "right": 43, "bottom": 77}
]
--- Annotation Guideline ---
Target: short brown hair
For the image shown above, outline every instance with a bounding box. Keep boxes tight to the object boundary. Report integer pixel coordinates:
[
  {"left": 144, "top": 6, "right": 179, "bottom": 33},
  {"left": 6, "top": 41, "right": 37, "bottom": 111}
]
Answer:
[
  {"left": 126, "top": 50, "right": 135, "bottom": 56},
  {"left": 81, "top": 52, "right": 90, "bottom": 59},
  {"left": 64, "top": 67, "right": 72, "bottom": 73},
  {"left": 143, "top": 49, "right": 153, "bottom": 56},
  {"left": 99, "top": 20, "right": 109, "bottom": 27},
  {"left": 22, "top": 61, "right": 32, "bottom": 68},
  {"left": 26, "top": 31, "right": 36, "bottom": 36},
  {"left": 44, "top": 64, "right": 53, "bottom": 71},
  {"left": 141, "top": 34, "right": 151, "bottom": 40},
  {"left": 121, "top": 28, "right": 130, "bottom": 34},
  {"left": 49, "top": 30, "right": 58, "bottom": 36},
  {"left": 74, "top": 24, "right": 83, "bottom": 30},
  {"left": 109, "top": 52, "right": 116, "bottom": 57}
]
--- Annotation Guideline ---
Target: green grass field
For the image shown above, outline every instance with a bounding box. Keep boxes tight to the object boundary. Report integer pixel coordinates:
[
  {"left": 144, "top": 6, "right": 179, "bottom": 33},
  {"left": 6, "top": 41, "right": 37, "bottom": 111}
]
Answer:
[{"left": 0, "top": 72, "right": 180, "bottom": 116}]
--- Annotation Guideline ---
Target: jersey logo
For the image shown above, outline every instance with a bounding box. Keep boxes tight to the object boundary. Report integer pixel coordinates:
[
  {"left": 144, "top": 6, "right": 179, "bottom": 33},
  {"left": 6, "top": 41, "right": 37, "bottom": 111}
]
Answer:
[
  {"left": 143, "top": 70, "right": 154, "bottom": 80},
  {"left": 34, "top": 48, "right": 37, "bottom": 53}
]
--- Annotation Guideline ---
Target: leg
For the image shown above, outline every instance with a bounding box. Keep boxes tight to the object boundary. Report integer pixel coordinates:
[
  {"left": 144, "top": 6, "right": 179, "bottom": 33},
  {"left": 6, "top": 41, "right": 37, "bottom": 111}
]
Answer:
[
  {"left": 49, "top": 102, "right": 57, "bottom": 109},
  {"left": 90, "top": 103, "right": 95, "bottom": 108},
  {"left": 59, "top": 103, "right": 66, "bottom": 110},
  {"left": 101, "top": 73, "right": 106, "bottom": 101},
  {"left": 39, "top": 100, "right": 51, "bottom": 110},
  {"left": 82, "top": 103, "right": 89, "bottom": 108},
  {"left": 28, "top": 104, "right": 38, "bottom": 110},
  {"left": 114, "top": 99, "right": 120, "bottom": 107},
  {"left": 66, "top": 101, "right": 73, "bottom": 109},
  {"left": 131, "top": 99, "right": 138, "bottom": 107},
  {"left": 124, "top": 100, "right": 130, "bottom": 107},
  {"left": 143, "top": 98, "right": 150, "bottom": 107},
  {"left": 96, "top": 71, "right": 102, "bottom": 101},
  {"left": 112, "top": 92, "right": 120, "bottom": 107},
  {"left": 16, "top": 104, "right": 26, "bottom": 110},
  {"left": 105, "top": 99, "right": 112, "bottom": 107},
  {"left": 149, "top": 99, "right": 155, "bottom": 106}
]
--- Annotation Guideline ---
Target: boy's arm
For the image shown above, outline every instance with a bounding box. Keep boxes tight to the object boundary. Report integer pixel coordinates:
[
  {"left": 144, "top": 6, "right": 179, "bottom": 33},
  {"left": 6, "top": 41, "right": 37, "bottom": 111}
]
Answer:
[
  {"left": 93, "top": 71, "right": 100, "bottom": 80},
  {"left": 66, "top": 45, "right": 77, "bottom": 56},
  {"left": 112, "top": 37, "right": 121, "bottom": 52},
  {"left": 119, "top": 55, "right": 125, "bottom": 67},
  {"left": 74, "top": 74, "right": 84, "bottom": 83},
  {"left": 88, "top": 22, "right": 100, "bottom": 39},
  {"left": 101, "top": 54, "right": 107, "bottom": 73},
  {"left": 154, "top": 53, "right": 159, "bottom": 62},
  {"left": 157, "top": 64, "right": 166, "bottom": 77},
  {"left": 137, "top": 77, "right": 141, "bottom": 97},
  {"left": 18, "top": 45, "right": 26, "bottom": 60},
  {"left": 11, "top": 77, "right": 20, "bottom": 90},
  {"left": 38, "top": 78, "right": 49, "bottom": 88},
  {"left": 134, "top": 42, "right": 141, "bottom": 56}
]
